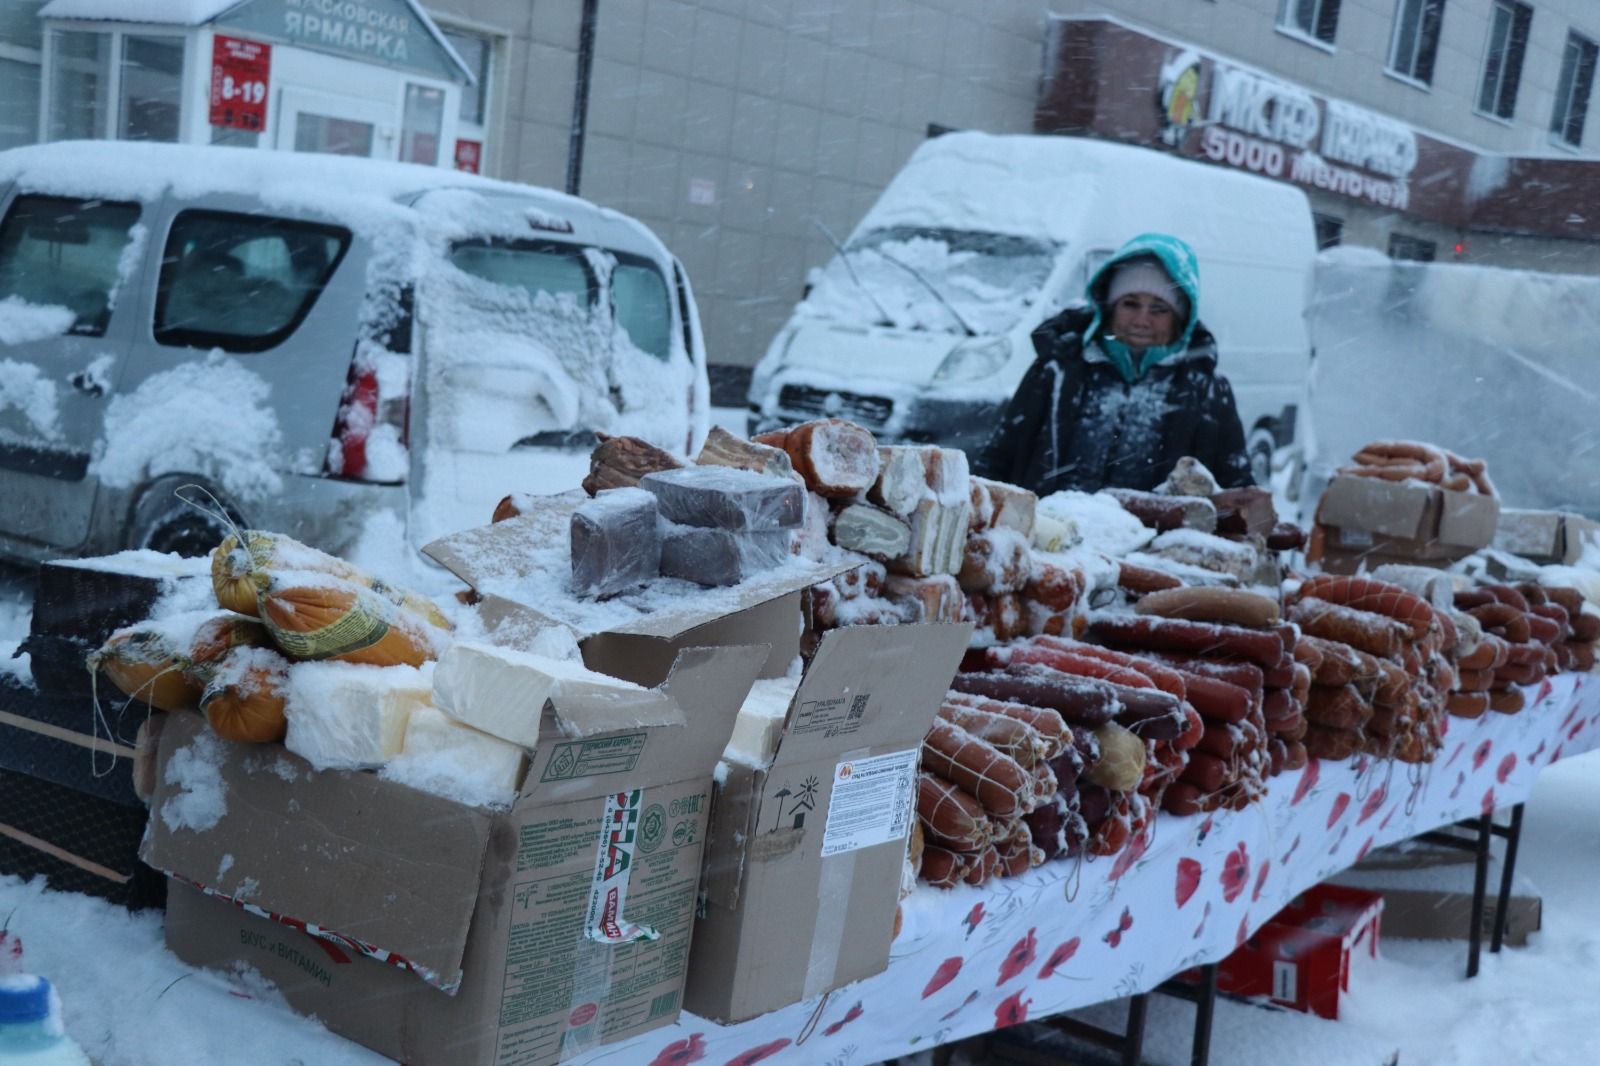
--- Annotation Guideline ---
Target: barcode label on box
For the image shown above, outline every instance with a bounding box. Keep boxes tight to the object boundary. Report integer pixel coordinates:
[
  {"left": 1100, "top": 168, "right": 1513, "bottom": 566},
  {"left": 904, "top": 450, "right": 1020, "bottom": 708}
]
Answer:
[
  {"left": 648, "top": 991, "right": 679, "bottom": 1020},
  {"left": 820, "top": 748, "right": 919, "bottom": 858},
  {"left": 1273, "top": 960, "right": 1297, "bottom": 1003}
]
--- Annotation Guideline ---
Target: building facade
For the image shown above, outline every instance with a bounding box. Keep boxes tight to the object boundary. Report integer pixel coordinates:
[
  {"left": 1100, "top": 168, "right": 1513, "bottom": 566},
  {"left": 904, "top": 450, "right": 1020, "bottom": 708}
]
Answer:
[{"left": 3, "top": 1, "right": 1598, "bottom": 374}]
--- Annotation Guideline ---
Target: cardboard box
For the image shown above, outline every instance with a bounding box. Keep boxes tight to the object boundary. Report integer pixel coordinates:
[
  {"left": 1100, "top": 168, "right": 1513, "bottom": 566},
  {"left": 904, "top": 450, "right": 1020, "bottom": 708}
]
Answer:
[
  {"left": 686, "top": 622, "right": 971, "bottom": 1022},
  {"left": 1315, "top": 476, "right": 1500, "bottom": 571},
  {"left": 1493, "top": 508, "right": 1600, "bottom": 566},
  {"left": 146, "top": 644, "right": 765, "bottom": 1066},
  {"left": 425, "top": 498, "right": 975, "bottom": 1022},
  {"left": 1333, "top": 839, "right": 1542, "bottom": 947},
  {"left": 1214, "top": 884, "right": 1383, "bottom": 1020}
]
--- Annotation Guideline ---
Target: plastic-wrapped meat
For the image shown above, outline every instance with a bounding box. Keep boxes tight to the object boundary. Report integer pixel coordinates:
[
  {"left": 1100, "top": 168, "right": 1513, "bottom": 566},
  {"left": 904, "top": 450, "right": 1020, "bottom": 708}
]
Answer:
[
  {"left": 1106, "top": 487, "right": 1218, "bottom": 532},
  {"left": 792, "top": 491, "right": 832, "bottom": 561},
  {"left": 659, "top": 525, "right": 790, "bottom": 586},
  {"left": 570, "top": 488, "right": 662, "bottom": 598},
  {"left": 950, "top": 670, "right": 1118, "bottom": 728},
  {"left": 640, "top": 466, "right": 805, "bottom": 531},
  {"left": 958, "top": 527, "right": 1031, "bottom": 593},
  {"left": 694, "top": 425, "right": 797, "bottom": 479},
  {"left": 582, "top": 434, "right": 685, "bottom": 495},
  {"left": 885, "top": 574, "right": 963, "bottom": 624},
  {"left": 1211, "top": 487, "right": 1276, "bottom": 536},
  {"left": 833, "top": 503, "right": 912, "bottom": 559},
  {"left": 973, "top": 477, "right": 1038, "bottom": 539},
  {"left": 764, "top": 418, "right": 881, "bottom": 498}
]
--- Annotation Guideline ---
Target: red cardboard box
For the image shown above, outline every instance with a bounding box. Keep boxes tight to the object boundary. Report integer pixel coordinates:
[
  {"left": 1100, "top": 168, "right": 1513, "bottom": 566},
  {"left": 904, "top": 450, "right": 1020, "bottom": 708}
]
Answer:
[{"left": 1216, "top": 884, "right": 1383, "bottom": 1019}]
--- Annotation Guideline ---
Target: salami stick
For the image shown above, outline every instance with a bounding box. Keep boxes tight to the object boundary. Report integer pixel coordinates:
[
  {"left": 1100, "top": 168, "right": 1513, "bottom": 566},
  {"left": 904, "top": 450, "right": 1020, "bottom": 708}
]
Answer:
[
  {"left": 922, "top": 718, "right": 1033, "bottom": 817},
  {"left": 942, "top": 692, "right": 1069, "bottom": 750},
  {"left": 989, "top": 644, "right": 1156, "bottom": 690},
  {"left": 1135, "top": 586, "right": 1280, "bottom": 627},
  {"left": 937, "top": 701, "right": 1052, "bottom": 769},
  {"left": 1086, "top": 614, "right": 1284, "bottom": 668},
  {"left": 1288, "top": 599, "right": 1406, "bottom": 659},
  {"left": 949, "top": 671, "right": 1117, "bottom": 729},
  {"left": 1032, "top": 637, "right": 1189, "bottom": 700},
  {"left": 1297, "top": 575, "right": 1437, "bottom": 639},
  {"left": 1305, "top": 684, "right": 1373, "bottom": 731},
  {"left": 917, "top": 772, "right": 993, "bottom": 850}
]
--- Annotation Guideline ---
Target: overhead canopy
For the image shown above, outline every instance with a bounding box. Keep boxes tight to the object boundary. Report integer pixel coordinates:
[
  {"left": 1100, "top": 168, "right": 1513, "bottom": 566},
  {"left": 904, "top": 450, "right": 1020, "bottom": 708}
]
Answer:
[{"left": 40, "top": 0, "right": 473, "bottom": 85}]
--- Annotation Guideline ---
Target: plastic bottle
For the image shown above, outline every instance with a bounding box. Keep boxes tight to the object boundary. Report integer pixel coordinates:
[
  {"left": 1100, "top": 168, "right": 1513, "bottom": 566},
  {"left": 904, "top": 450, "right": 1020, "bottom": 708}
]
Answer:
[{"left": 0, "top": 975, "right": 91, "bottom": 1065}]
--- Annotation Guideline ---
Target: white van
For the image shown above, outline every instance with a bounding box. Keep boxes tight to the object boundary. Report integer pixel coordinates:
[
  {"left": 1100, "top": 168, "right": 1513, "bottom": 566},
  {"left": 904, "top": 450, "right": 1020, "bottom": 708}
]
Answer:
[
  {"left": 747, "top": 132, "right": 1316, "bottom": 483},
  {"left": 0, "top": 142, "right": 709, "bottom": 562}
]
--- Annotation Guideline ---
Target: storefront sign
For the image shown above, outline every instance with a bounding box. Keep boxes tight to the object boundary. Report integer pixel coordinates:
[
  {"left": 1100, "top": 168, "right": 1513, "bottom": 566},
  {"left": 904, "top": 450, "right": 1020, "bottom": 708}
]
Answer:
[
  {"left": 453, "top": 138, "right": 481, "bottom": 173},
  {"left": 1198, "top": 61, "right": 1418, "bottom": 209},
  {"left": 217, "top": 0, "right": 471, "bottom": 84},
  {"left": 209, "top": 35, "right": 271, "bottom": 131}
]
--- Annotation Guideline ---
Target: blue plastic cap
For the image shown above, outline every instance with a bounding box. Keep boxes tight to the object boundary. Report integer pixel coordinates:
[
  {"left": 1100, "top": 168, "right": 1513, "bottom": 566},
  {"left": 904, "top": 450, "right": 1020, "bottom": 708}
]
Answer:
[{"left": 0, "top": 974, "right": 52, "bottom": 1024}]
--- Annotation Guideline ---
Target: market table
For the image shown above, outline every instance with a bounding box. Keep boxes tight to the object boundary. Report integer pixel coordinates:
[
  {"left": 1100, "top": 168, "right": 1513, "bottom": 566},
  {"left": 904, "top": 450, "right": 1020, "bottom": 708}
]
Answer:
[{"left": 575, "top": 675, "right": 1600, "bottom": 1066}]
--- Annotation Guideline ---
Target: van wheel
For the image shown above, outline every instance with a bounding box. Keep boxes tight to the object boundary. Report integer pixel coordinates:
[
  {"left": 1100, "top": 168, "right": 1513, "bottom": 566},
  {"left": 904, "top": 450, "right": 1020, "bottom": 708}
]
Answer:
[
  {"left": 128, "top": 479, "right": 244, "bottom": 558},
  {"left": 1248, "top": 425, "right": 1277, "bottom": 487}
]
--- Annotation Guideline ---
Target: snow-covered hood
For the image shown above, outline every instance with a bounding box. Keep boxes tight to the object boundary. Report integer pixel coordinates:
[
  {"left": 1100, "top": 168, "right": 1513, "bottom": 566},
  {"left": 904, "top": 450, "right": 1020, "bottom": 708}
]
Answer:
[{"left": 777, "top": 323, "right": 968, "bottom": 389}]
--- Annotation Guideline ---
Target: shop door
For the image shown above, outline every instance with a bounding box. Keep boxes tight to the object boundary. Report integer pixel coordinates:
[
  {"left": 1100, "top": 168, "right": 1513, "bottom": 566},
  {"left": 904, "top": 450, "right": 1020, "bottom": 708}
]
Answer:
[{"left": 276, "top": 87, "right": 395, "bottom": 160}]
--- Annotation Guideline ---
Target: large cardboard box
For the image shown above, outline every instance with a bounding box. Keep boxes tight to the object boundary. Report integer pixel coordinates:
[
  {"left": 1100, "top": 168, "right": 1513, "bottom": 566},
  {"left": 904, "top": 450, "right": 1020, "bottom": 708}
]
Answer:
[
  {"left": 1315, "top": 476, "right": 1500, "bottom": 573},
  {"left": 1493, "top": 508, "right": 1600, "bottom": 566},
  {"left": 424, "top": 497, "right": 975, "bottom": 1022},
  {"left": 685, "top": 622, "right": 971, "bottom": 1022},
  {"left": 1332, "top": 839, "right": 1542, "bottom": 947},
  {"left": 146, "top": 644, "right": 765, "bottom": 1066}
]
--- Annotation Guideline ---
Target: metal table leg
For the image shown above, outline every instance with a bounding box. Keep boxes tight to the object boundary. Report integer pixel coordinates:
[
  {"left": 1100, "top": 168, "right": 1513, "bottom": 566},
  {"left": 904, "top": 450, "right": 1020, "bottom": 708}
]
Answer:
[
  {"left": 1191, "top": 964, "right": 1217, "bottom": 1066},
  {"left": 1121, "top": 993, "right": 1148, "bottom": 1066},
  {"left": 1491, "top": 803, "right": 1525, "bottom": 954},
  {"left": 1467, "top": 813, "right": 1492, "bottom": 978}
]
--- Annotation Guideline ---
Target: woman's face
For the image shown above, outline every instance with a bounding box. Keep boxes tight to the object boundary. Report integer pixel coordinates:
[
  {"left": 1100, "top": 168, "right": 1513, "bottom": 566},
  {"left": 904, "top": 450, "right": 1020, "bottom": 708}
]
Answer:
[{"left": 1109, "top": 293, "right": 1179, "bottom": 351}]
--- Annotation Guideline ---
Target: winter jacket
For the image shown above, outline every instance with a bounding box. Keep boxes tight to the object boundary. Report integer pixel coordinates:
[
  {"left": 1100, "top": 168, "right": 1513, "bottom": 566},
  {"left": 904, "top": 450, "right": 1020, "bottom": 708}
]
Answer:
[{"left": 973, "top": 234, "right": 1252, "bottom": 495}]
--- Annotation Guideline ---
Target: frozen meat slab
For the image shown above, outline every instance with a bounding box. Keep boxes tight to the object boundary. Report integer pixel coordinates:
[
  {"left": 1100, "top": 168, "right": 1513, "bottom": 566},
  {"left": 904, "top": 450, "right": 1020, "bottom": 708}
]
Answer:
[
  {"left": 570, "top": 487, "right": 661, "bottom": 599},
  {"left": 640, "top": 466, "right": 805, "bottom": 531},
  {"left": 659, "top": 525, "right": 792, "bottom": 587}
]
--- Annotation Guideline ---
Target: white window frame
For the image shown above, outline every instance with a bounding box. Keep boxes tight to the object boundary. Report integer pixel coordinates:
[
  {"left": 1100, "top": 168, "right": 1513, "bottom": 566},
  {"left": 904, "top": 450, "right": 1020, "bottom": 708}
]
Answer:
[
  {"left": 40, "top": 22, "right": 188, "bottom": 143},
  {"left": 1550, "top": 30, "right": 1598, "bottom": 150},
  {"left": 1276, "top": 0, "right": 1340, "bottom": 54},
  {"left": 1386, "top": 0, "right": 1446, "bottom": 88},
  {"left": 1474, "top": 0, "right": 1532, "bottom": 124},
  {"left": 0, "top": 39, "right": 45, "bottom": 147},
  {"left": 428, "top": 13, "right": 506, "bottom": 175}
]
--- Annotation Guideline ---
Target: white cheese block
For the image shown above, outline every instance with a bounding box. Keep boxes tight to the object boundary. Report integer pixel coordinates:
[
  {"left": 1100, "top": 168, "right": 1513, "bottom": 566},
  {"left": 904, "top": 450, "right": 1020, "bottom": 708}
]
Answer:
[
  {"left": 722, "top": 677, "right": 800, "bottom": 767},
  {"left": 284, "top": 661, "right": 429, "bottom": 770},
  {"left": 379, "top": 706, "right": 527, "bottom": 808},
  {"left": 432, "top": 641, "right": 649, "bottom": 748}
]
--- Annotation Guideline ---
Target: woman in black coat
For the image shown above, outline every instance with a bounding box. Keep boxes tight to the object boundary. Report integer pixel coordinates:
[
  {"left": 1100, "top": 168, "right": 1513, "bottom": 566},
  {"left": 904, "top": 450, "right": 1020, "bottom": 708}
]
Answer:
[{"left": 973, "top": 232, "right": 1252, "bottom": 495}]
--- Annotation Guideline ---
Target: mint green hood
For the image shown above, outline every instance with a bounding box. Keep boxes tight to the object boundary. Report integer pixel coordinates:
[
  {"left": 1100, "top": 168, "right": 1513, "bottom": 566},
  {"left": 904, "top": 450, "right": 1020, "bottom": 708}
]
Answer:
[{"left": 1084, "top": 232, "right": 1202, "bottom": 383}]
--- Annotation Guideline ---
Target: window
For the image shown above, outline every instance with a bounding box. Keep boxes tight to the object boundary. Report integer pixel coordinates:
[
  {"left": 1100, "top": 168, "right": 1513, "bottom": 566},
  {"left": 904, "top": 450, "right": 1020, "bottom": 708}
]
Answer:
[
  {"left": 0, "top": 2, "right": 46, "bottom": 150},
  {"left": 48, "top": 30, "right": 110, "bottom": 141},
  {"left": 1278, "top": 0, "right": 1342, "bottom": 46},
  {"left": 1388, "top": 232, "right": 1437, "bottom": 261},
  {"left": 400, "top": 83, "right": 445, "bottom": 166},
  {"left": 1388, "top": 0, "right": 1447, "bottom": 85},
  {"left": 1551, "top": 32, "right": 1599, "bottom": 147},
  {"left": 441, "top": 27, "right": 489, "bottom": 126},
  {"left": 119, "top": 35, "right": 183, "bottom": 142},
  {"left": 612, "top": 259, "right": 673, "bottom": 361},
  {"left": 1313, "top": 213, "right": 1344, "bottom": 250},
  {"left": 448, "top": 239, "right": 595, "bottom": 307},
  {"left": 293, "top": 113, "right": 374, "bottom": 157},
  {"left": 0, "top": 196, "right": 142, "bottom": 336},
  {"left": 1477, "top": 2, "right": 1532, "bottom": 120},
  {"left": 155, "top": 211, "right": 350, "bottom": 352}
]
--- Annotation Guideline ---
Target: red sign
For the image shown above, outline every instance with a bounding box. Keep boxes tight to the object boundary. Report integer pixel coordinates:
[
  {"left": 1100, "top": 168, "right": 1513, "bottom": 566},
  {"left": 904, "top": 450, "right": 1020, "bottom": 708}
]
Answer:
[
  {"left": 454, "top": 138, "right": 482, "bottom": 173},
  {"left": 209, "top": 35, "right": 270, "bottom": 132}
]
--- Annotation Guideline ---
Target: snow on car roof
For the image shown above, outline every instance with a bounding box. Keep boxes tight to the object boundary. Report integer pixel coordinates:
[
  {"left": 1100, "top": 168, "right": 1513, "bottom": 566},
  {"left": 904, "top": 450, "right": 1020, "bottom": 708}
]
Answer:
[
  {"left": 0, "top": 141, "right": 665, "bottom": 255},
  {"left": 856, "top": 131, "right": 1310, "bottom": 246},
  {"left": 39, "top": 0, "right": 245, "bottom": 23}
]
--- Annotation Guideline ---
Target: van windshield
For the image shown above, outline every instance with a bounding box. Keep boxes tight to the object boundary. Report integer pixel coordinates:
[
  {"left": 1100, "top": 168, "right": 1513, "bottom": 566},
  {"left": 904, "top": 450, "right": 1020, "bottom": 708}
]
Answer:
[{"left": 801, "top": 226, "right": 1058, "bottom": 336}]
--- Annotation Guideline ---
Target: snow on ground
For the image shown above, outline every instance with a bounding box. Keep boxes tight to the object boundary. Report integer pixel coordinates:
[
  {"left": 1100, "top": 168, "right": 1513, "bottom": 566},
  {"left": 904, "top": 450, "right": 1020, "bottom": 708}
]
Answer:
[
  {"left": 0, "top": 745, "right": 1593, "bottom": 1065},
  {"left": 0, "top": 565, "right": 33, "bottom": 687}
]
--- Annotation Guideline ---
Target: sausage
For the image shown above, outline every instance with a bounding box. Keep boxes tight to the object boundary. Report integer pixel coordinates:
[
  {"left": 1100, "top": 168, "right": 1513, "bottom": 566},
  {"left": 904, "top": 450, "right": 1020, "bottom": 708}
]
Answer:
[
  {"left": 1283, "top": 739, "right": 1309, "bottom": 771},
  {"left": 1162, "top": 781, "right": 1205, "bottom": 816},
  {"left": 922, "top": 719, "right": 1033, "bottom": 817},
  {"left": 1262, "top": 652, "right": 1297, "bottom": 689},
  {"left": 943, "top": 691, "right": 1069, "bottom": 748},
  {"left": 1529, "top": 605, "right": 1570, "bottom": 643},
  {"left": 1489, "top": 688, "right": 1526, "bottom": 715},
  {"left": 1134, "top": 587, "right": 1281, "bottom": 628},
  {"left": 1303, "top": 722, "right": 1363, "bottom": 761},
  {"left": 992, "top": 644, "right": 1156, "bottom": 691},
  {"left": 1457, "top": 639, "right": 1503, "bottom": 671},
  {"left": 917, "top": 773, "right": 993, "bottom": 850},
  {"left": 1575, "top": 612, "right": 1600, "bottom": 644},
  {"left": 919, "top": 844, "right": 973, "bottom": 888},
  {"left": 1289, "top": 599, "right": 1406, "bottom": 659},
  {"left": 1305, "top": 684, "right": 1373, "bottom": 731},
  {"left": 1032, "top": 637, "right": 1189, "bottom": 700},
  {"left": 950, "top": 671, "right": 1116, "bottom": 729},
  {"left": 1086, "top": 614, "right": 1285, "bottom": 668},
  {"left": 1445, "top": 691, "right": 1490, "bottom": 719},
  {"left": 1262, "top": 687, "right": 1298, "bottom": 725},
  {"left": 1494, "top": 661, "right": 1545, "bottom": 687},
  {"left": 1118, "top": 560, "right": 1182, "bottom": 595},
  {"left": 1268, "top": 713, "right": 1308, "bottom": 742},
  {"left": 1098, "top": 682, "right": 1188, "bottom": 741},
  {"left": 1297, "top": 575, "right": 1437, "bottom": 640},
  {"left": 1374, "top": 660, "right": 1411, "bottom": 706},
  {"left": 1482, "top": 584, "right": 1531, "bottom": 612},
  {"left": 1145, "top": 653, "right": 1264, "bottom": 693},
  {"left": 1180, "top": 751, "right": 1230, "bottom": 793},
  {"left": 937, "top": 701, "right": 1056, "bottom": 768}
]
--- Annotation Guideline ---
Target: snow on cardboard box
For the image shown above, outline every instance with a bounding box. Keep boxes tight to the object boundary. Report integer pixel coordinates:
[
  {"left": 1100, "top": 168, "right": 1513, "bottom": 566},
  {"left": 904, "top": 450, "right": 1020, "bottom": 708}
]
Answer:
[
  {"left": 422, "top": 492, "right": 975, "bottom": 1024},
  {"left": 147, "top": 644, "right": 763, "bottom": 1066}
]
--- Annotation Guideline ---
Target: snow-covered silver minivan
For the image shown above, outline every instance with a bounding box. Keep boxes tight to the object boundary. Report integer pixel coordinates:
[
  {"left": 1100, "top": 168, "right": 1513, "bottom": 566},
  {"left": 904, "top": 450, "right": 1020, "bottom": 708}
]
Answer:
[{"left": 0, "top": 142, "right": 708, "bottom": 562}]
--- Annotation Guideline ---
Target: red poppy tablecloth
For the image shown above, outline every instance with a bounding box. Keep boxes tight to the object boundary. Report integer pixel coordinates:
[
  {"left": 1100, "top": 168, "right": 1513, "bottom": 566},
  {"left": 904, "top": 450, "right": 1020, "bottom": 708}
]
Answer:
[{"left": 580, "top": 675, "right": 1600, "bottom": 1066}]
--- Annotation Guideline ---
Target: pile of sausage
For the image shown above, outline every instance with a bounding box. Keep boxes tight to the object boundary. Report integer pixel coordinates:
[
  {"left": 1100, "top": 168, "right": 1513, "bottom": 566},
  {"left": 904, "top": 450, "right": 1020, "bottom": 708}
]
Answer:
[
  {"left": 1449, "top": 583, "right": 1599, "bottom": 716},
  {"left": 1337, "top": 440, "right": 1496, "bottom": 496},
  {"left": 1286, "top": 576, "right": 1453, "bottom": 764}
]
